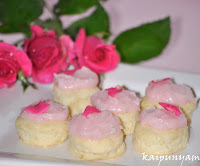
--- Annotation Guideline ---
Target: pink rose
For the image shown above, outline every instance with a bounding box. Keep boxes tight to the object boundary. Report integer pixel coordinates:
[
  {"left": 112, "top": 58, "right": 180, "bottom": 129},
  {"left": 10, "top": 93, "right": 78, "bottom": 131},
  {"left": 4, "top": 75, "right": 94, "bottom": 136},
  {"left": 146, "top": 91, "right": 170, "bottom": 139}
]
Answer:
[
  {"left": 59, "top": 35, "right": 80, "bottom": 75},
  {"left": 74, "top": 28, "right": 120, "bottom": 74},
  {"left": 0, "top": 42, "right": 32, "bottom": 88},
  {"left": 24, "top": 25, "right": 69, "bottom": 84}
]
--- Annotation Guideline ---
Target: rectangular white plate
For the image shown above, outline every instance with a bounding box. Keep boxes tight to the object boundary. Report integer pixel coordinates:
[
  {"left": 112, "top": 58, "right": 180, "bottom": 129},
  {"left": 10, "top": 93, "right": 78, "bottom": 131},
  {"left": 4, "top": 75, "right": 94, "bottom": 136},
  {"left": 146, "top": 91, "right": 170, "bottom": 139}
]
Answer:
[{"left": 0, "top": 64, "right": 200, "bottom": 166}]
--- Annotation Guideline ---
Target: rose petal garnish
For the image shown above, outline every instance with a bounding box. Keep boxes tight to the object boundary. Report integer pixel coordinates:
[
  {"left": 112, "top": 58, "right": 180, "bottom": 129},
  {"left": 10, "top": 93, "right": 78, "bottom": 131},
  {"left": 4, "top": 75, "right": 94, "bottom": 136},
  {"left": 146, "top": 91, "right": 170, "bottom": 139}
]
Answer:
[
  {"left": 25, "top": 101, "right": 50, "bottom": 114},
  {"left": 159, "top": 102, "right": 181, "bottom": 116},
  {"left": 106, "top": 86, "right": 123, "bottom": 97},
  {"left": 82, "top": 106, "right": 101, "bottom": 117},
  {"left": 152, "top": 78, "right": 171, "bottom": 84}
]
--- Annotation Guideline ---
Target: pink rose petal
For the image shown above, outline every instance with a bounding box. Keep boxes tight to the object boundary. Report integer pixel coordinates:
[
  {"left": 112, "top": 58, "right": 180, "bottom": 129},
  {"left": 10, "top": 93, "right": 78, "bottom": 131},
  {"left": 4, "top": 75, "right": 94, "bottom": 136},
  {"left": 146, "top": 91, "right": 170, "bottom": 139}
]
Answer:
[
  {"left": 46, "top": 30, "right": 57, "bottom": 38},
  {"left": 60, "top": 35, "right": 75, "bottom": 59},
  {"left": 0, "top": 42, "right": 16, "bottom": 52},
  {"left": 159, "top": 102, "right": 181, "bottom": 116},
  {"left": 106, "top": 87, "right": 123, "bottom": 97},
  {"left": 0, "top": 42, "right": 32, "bottom": 88},
  {"left": 24, "top": 25, "right": 68, "bottom": 84},
  {"left": 72, "top": 28, "right": 120, "bottom": 74},
  {"left": 30, "top": 25, "right": 45, "bottom": 38},
  {"left": 0, "top": 63, "right": 17, "bottom": 88},
  {"left": 83, "top": 36, "right": 104, "bottom": 57},
  {"left": 74, "top": 28, "right": 86, "bottom": 65},
  {"left": 82, "top": 106, "right": 101, "bottom": 117},
  {"left": 83, "top": 44, "right": 120, "bottom": 74},
  {"left": 14, "top": 50, "right": 32, "bottom": 77},
  {"left": 152, "top": 78, "right": 171, "bottom": 84},
  {"left": 32, "top": 54, "right": 66, "bottom": 84},
  {"left": 24, "top": 25, "right": 46, "bottom": 53},
  {"left": 25, "top": 101, "right": 50, "bottom": 114}
]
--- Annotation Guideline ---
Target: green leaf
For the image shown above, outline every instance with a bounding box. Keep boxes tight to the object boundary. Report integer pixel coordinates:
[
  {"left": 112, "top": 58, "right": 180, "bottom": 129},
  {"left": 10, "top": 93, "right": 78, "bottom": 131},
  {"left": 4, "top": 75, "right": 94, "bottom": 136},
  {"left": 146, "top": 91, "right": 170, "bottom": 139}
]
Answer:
[
  {"left": 65, "top": 3, "right": 110, "bottom": 39},
  {"left": 0, "top": 0, "right": 44, "bottom": 33},
  {"left": 99, "top": 73, "right": 105, "bottom": 89},
  {"left": 113, "top": 17, "right": 171, "bottom": 63},
  {"left": 54, "top": 0, "right": 98, "bottom": 15},
  {"left": 18, "top": 71, "right": 37, "bottom": 92},
  {"left": 34, "top": 19, "right": 64, "bottom": 36}
]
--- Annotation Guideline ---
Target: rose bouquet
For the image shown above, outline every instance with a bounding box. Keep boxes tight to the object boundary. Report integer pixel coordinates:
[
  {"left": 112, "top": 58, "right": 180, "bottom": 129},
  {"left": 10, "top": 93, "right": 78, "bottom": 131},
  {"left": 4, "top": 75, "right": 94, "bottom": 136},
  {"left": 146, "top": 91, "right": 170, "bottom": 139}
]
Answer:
[
  {"left": 0, "top": 25, "right": 120, "bottom": 89},
  {"left": 0, "top": 0, "right": 170, "bottom": 90}
]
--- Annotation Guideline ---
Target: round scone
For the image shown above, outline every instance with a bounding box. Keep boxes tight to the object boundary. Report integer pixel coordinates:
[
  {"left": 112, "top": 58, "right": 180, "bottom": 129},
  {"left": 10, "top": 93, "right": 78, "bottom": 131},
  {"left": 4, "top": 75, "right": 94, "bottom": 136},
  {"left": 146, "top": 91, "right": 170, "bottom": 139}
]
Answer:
[
  {"left": 91, "top": 86, "right": 140, "bottom": 135},
  {"left": 68, "top": 106, "right": 126, "bottom": 160},
  {"left": 52, "top": 67, "right": 100, "bottom": 117},
  {"left": 15, "top": 101, "right": 70, "bottom": 147},
  {"left": 133, "top": 103, "right": 188, "bottom": 155},
  {"left": 140, "top": 78, "right": 197, "bottom": 123}
]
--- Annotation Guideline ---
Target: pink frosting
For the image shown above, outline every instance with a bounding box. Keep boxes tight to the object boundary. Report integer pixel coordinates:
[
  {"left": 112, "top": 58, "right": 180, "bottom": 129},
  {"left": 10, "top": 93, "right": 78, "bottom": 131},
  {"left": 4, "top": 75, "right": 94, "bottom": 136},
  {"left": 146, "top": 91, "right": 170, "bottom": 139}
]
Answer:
[
  {"left": 54, "top": 67, "right": 99, "bottom": 90},
  {"left": 146, "top": 79, "right": 196, "bottom": 105},
  {"left": 90, "top": 89, "right": 140, "bottom": 113},
  {"left": 139, "top": 108, "right": 187, "bottom": 130},
  {"left": 20, "top": 101, "right": 69, "bottom": 123},
  {"left": 69, "top": 111, "right": 122, "bottom": 140}
]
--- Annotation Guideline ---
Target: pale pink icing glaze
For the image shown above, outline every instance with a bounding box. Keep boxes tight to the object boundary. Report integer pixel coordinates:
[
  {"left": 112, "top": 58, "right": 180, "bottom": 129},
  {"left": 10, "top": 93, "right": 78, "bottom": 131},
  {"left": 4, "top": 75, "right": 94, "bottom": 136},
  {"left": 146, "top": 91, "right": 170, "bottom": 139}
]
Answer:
[
  {"left": 139, "top": 108, "right": 187, "bottom": 130},
  {"left": 20, "top": 101, "right": 69, "bottom": 123},
  {"left": 54, "top": 67, "right": 99, "bottom": 90},
  {"left": 146, "top": 79, "right": 196, "bottom": 105},
  {"left": 69, "top": 111, "right": 122, "bottom": 140},
  {"left": 90, "top": 89, "right": 140, "bottom": 113}
]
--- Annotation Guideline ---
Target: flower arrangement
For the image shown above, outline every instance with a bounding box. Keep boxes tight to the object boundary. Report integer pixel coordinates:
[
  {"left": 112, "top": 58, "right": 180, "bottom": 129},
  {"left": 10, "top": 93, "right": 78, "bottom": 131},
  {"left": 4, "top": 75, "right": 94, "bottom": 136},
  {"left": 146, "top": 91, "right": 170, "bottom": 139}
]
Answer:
[
  {"left": 0, "top": 43, "right": 32, "bottom": 88},
  {"left": 0, "top": 0, "right": 170, "bottom": 90}
]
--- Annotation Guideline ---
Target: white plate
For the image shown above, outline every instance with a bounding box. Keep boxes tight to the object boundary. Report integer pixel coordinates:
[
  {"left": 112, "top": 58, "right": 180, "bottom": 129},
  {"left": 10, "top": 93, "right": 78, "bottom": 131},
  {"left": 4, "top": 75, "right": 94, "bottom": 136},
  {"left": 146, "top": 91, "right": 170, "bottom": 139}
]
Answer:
[{"left": 0, "top": 64, "right": 200, "bottom": 166}]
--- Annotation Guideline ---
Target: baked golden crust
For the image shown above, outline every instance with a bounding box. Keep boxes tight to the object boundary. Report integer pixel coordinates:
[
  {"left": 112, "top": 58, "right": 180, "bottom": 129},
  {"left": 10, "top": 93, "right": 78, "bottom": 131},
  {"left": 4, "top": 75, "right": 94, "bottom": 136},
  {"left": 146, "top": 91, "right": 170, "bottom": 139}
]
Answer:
[
  {"left": 132, "top": 122, "right": 189, "bottom": 155},
  {"left": 114, "top": 111, "right": 139, "bottom": 135},
  {"left": 52, "top": 86, "right": 99, "bottom": 117},
  {"left": 68, "top": 132, "right": 126, "bottom": 160},
  {"left": 15, "top": 117, "right": 69, "bottom": 147}
]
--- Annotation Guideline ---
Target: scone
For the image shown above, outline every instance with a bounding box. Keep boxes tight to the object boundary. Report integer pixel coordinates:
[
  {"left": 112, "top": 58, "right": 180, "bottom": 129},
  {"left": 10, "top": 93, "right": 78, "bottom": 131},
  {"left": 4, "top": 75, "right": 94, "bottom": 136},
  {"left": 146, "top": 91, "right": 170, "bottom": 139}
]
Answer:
[
  {"left": 140, "top": 78, "right": 196, "bottom": 122},
  {"left": 91, "top": 86, "right": 140, "bottom": 135},
  {"left": 15, "top": 101, "right": 70, "bottom": 147},
  {"left": 68, "top": 106, "right": 126, "bottom": 160},
  {"left": 52, "top": 67, "right": 100, "bottom": 117},
  {"left": 133, "top": 103, "right": 188, "bottom": 155}
]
